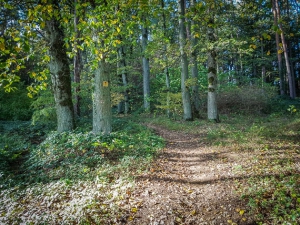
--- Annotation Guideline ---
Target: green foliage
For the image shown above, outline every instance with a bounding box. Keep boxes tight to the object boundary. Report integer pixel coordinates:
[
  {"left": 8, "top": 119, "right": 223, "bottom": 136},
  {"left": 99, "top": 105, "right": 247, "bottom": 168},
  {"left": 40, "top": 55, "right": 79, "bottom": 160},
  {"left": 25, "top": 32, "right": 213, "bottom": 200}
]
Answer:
[
  {"left": 287, "top": 105, "right": 298, "bottom": 116},
  {"left": 0, "top": 118, "right": 164, "bottom": 224},
  {"left": 268, "top": 96, "right": 300, "bottom": 117},
  {"left": 23, "top": 120, "right": 164, "bottom": 184},
  {"left": 243, "top": 175, "right": 300, "bottom": 224},
  {"left": 155, "top": 92, "right": 183, "bottom": 119},
  {"left": 0, "top": 83, "right": 33, "bottom": 120},
  {"left": 152, "top": 65, "right": 207, "bottom": 118},
  {"left": 0, "top": 132, "right": 30, "bottom": 178},
  {"left": 31, "top": 89, "right": 56, "bottom": 126}
]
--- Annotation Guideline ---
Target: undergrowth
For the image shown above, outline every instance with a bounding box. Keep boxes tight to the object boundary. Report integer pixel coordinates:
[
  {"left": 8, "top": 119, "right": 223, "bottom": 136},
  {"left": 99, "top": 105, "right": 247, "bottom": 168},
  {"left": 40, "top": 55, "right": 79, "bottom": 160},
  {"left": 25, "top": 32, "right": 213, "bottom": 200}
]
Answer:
[
  {"left": 0, "top": 119, "right": 164, "bottom": 224},
  {"left": 1, "top": 94, "right": 299, "bottom": 224},
  {"left": 24, "top": 121, "right": 164, "bottom": 184}
]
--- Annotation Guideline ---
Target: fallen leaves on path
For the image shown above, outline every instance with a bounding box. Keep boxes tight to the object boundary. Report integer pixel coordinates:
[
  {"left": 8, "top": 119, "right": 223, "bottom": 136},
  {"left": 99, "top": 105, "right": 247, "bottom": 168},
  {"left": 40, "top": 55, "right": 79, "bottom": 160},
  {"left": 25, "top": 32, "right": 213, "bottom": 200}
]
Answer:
[{"left": 127, "top": 124, "right": 254, "bottom": 225}]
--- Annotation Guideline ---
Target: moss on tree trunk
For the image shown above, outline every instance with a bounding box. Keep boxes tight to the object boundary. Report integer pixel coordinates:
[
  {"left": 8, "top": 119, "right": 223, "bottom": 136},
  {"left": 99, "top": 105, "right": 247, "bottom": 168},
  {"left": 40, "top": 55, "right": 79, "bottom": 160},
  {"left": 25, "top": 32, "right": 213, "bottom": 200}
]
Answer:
[{"left": 45, "top": 17, "right": 75, "bottom": 132}]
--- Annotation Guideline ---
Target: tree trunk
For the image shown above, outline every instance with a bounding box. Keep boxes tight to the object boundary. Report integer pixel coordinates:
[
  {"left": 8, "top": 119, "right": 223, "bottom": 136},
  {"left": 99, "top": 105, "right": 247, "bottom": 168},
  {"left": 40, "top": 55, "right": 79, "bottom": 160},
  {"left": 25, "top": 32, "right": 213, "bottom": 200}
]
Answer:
[
  {"left": 288, "top": 41, "right": 297, "bottom": 96},
  {"left": 142, "top": 20, "right": 150, "bottom": 111},
  {"left": 207, "top": 14, "right": 220, "bottom": 122},
  {"left": 161, "top": 0, "right": 171, "bottom": 117},
  {"left": 190, "top": 0, "right": 201, "bottom": 118},
  {"left": 93, "top": 59, "right": 112, "bottom": 135},
  {"left": 117, "top": 46, "right": 129, "bottom": 114},
  {"left": 178, "top": 0, "right": 192, "bottom": 121},
  {"left": 73, "top": 0, "right": 82, "bottom": 117},
  {"left": 272, "top": 0, "right": 296, "bottom": 96},
  {"left": 275, "top": 33, "right": 285, "bottom": 95},
  {"left": 262, "top": 65, "right": 266, "bottom": 84},
  {"left": 261, "top": 41, "right": 266, "bottom": 85},
  {"left": 273, "top": 0, "right": 296, "bottom": 98},
  {"left": 272, "top": 0, "right": 285, "bottom": 95},
  {"left": 45, "top": 15, "right": 75, "bottom": 132}
]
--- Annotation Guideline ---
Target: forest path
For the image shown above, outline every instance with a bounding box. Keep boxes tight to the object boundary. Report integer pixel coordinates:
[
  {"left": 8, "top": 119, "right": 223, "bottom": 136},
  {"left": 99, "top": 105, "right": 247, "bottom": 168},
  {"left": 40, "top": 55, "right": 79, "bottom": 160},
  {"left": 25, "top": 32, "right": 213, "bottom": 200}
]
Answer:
[{"left": 129, "top": 124, "right": 254, "bottom": 225}]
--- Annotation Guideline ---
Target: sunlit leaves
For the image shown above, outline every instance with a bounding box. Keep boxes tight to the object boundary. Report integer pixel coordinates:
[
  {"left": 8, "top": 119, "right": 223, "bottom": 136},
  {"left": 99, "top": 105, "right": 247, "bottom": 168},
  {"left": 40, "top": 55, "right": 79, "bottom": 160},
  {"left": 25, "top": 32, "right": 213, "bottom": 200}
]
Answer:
[
  {"left": 27, "top": 69, "right": 49, "bottom": 98},
  {"left": 262, "top": 33, "right": 271, "bottom": 40},
  {"left": 40, "top": 21, "right": 45, "bottom": 29},
  {"left": 287, "top": 105, "right": 297, "bottom": 115},
  {"left": 0, "top": 0, "right": 54, "bottom": 93}
]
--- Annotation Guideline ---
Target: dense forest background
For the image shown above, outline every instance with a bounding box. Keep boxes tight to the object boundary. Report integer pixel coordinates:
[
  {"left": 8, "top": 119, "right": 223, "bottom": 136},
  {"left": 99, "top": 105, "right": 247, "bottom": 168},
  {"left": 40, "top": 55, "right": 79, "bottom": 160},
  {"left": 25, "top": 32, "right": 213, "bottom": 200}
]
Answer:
[
  {"left": 0, "top": 0, "right": 299, "bottom": 224},
  {"left": 0, "top": 0, "right": 299, "bottom": 128}
]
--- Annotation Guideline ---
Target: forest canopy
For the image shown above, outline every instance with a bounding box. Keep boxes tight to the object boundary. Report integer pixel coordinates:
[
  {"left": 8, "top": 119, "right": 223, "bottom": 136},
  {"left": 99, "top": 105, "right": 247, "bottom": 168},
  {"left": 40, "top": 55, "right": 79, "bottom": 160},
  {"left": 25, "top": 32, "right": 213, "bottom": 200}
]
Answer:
[{"left": 0, "top": 0, "right": 299, "bottom": 131}]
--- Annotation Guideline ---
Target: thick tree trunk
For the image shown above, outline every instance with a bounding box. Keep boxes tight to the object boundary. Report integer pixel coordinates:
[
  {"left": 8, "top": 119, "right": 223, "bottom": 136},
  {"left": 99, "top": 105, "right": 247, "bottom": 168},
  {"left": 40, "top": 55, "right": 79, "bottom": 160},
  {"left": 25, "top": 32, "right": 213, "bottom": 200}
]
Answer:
[
  {"left": 45, "top": 18, "right": 75, "bottom": 132},
  {"left": 142, "top": 23, "right": 150, "bottom": 111},
  {"left": 93, "top": 59, "right": 112, "bottom": 135},
  {"left": 178, "top": 0, "right": 192, "bottom": 121},
  {"left": 207, "top": 15, "right": 220, "bottom": 122},
  {"left": 190, "top": 0, "right": 201, "bottom": 118}
]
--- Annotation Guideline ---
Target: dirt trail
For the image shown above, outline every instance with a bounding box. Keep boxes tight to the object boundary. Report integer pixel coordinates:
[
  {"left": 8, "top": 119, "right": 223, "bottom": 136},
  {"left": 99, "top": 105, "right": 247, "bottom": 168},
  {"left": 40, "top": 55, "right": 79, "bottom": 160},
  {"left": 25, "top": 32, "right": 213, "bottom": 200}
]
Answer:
[{"left": 128, "top": 124, "right": 255, "bottom": 225}]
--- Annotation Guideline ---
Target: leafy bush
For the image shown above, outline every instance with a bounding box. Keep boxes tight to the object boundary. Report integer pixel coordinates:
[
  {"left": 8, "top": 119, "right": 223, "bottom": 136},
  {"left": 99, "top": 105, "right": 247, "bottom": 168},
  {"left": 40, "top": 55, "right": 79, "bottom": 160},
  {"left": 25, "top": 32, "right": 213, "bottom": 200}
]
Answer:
[
  {"left": 155, "top": 92, "right": 183, "bottom": 119},
  {"left": 269, "top": 96, "right": 300, "bottom": 116},
  {"left": 31, "top": 89, "right": 56, "bottom": 125}
]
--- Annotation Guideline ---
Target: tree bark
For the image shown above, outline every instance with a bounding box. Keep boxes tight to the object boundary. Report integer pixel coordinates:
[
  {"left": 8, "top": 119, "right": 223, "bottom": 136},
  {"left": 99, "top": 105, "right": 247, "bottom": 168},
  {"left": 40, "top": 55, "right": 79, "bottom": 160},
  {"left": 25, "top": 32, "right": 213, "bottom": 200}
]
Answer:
[
  {"left": 142, "top": 18, "right": 150, "bottom": 112},
  {"left": 178, "top": 0, "right": 192, "bottom": 121},
  {"left": 190, "top": 0, "right": 201, "bottom": 118},
  {"left": 274, "top": 0, "right": 296, "bottom": 99},
  {"left": 261, "top": 41, "right": 266, "bottom": 85},
  {"left": 45, "top": 13, "right": 75, "bottom": 132},
  {"left": 288, "top": 40, "right": 297, "bottom": 95},
  {"left": 73, "top": 0, "right": 82, "bottom": 117},
  {"left": 207, "top": 14, "right": 220, "bottom": 122},
  {"left": 117, "top": 46, "right": 129, "bottom": 114},
  {"left": 93, "top": 58, "right": 112, "bottom": 135},
  {"left": 161, "top": 0, "right": 171, "bottom": 117},
  {"left": 273, "top": 0, "right": 296, "bottom": 98},
  {"left": 272, "top": 0, "right": 285, "bottom": 95}
]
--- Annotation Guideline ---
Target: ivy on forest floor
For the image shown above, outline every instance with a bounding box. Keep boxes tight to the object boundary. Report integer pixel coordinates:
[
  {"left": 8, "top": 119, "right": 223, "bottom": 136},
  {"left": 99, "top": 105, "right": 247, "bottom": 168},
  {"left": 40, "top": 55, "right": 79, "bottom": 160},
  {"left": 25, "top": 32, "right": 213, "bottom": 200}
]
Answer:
[
  {"left": 233, "top": 141, "right": 300, "bottom": 225},
  {"left": 0, "top": 120, "right": 165, "bottom": 224}
]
